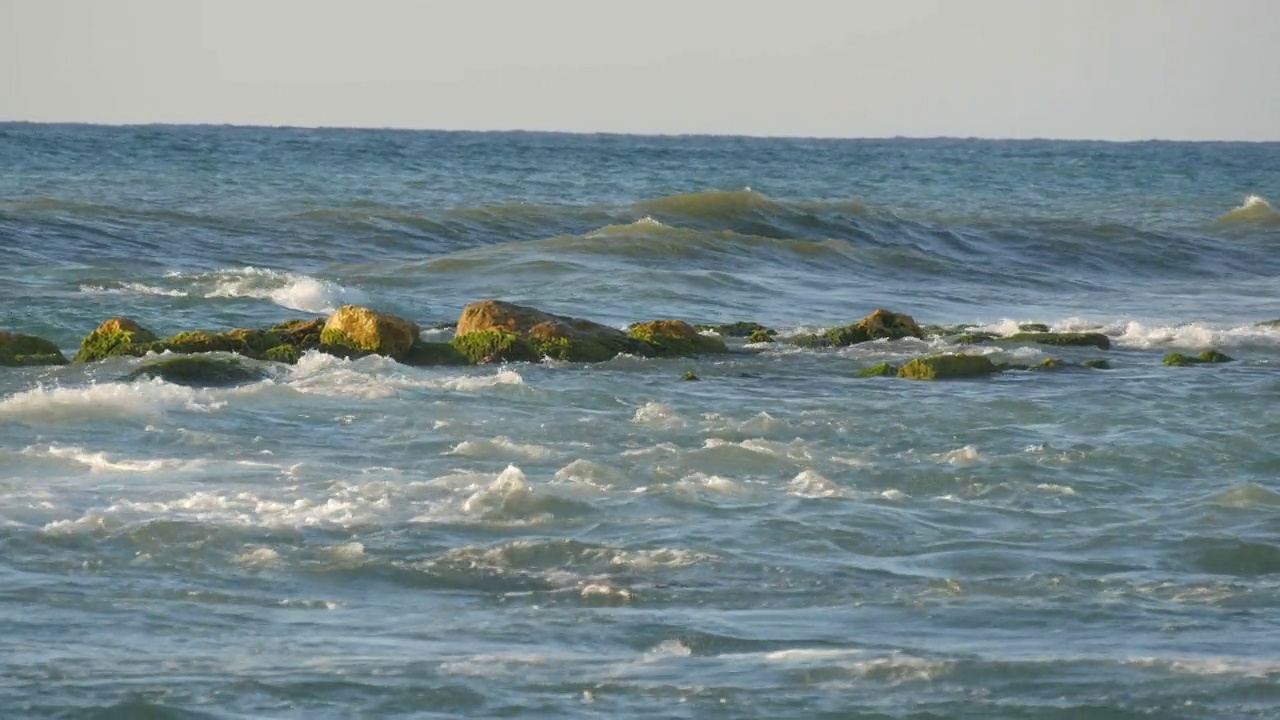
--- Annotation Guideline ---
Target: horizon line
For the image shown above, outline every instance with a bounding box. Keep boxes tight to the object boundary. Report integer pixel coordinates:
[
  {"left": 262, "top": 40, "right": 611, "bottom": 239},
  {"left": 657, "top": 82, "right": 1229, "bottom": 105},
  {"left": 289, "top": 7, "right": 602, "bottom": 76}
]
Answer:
[{"left": 1, "top": 119, "right": 1276, "bottom": 145}]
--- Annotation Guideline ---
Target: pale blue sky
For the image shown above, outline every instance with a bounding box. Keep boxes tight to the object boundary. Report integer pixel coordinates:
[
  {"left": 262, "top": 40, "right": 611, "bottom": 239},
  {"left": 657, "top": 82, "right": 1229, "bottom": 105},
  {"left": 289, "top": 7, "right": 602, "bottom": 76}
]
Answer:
[{"left": 1, "top": 0, "right": 1275, "bottom": 140}]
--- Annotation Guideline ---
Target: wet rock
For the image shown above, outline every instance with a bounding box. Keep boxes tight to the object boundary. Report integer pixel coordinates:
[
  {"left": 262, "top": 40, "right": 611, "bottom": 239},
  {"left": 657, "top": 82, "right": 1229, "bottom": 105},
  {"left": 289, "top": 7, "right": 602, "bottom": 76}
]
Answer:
[
  {"left": 454, "top": 299, "right": 641, "bottom": 363},
  {"left": 403, "top": 340, "right": 470, "bottom": 367},
  {"left": 1164, "top": 350, "right": 1234, "bottom": 366},
  {"left": 1082, "top": 359, "right": 1111, "bottom": 370},
  {"left": 321, "top": 305, "right": 420, "bottom": 360},
  {"left": 698, "top": 321, "right": 775, "bottom": 338},
  {"left": 127, "top": 356, "right": 266, "bottom": 387},
  {"left": 269, "top": 318, "right": 325, "bottom": 350},
  {"left": 898, "top": 354, "right": 998, "bottom": 380},
  {"left": 1018, "top": 323, "right": 1051, "bottom": 333},
  {"left": 0, "top": 331, "right": 68, "bottom": 367},
  {"left": 629, "top": 320, "right": 728, "bottom": 357},
  {"left": 681, "top": 371, "right": 701, "bottom": 381},
  {"left": 1003, "top": 331, "right": 1111, "bottom": 351},
  {"left": 790, "top": 308, "right": 924, "bottom": 348},
  {"left": 746, "top": 329, "right": 775, "bottom": 344},
  {"left": 73, "top": 317, "right": 159, "bottom": 363},
  {"left": 858, "top": 361, "right": 898, "bottom": 377}
]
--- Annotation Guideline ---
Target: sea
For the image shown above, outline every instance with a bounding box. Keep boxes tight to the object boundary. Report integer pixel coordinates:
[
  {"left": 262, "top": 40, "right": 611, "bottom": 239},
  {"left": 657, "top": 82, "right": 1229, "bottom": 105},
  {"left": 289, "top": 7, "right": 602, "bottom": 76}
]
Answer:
[{"left": 2, "top": 123, "right": 1279, "bottom": 719}]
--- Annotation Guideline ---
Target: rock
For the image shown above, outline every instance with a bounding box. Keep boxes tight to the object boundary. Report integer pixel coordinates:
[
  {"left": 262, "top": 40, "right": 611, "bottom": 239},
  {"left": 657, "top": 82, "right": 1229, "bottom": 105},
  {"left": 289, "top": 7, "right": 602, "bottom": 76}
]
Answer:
[
  {"left": 1082, "top": 359, "right": 1111, "bottom": 370},
  {"left": 0, "top": 331, "right": 68, "bottom": 367},
  {"left": 1257, "top": 319, "right": 1280, "bottom": 327},
  {"left": 628, "top": 320, "right": 729, "bottom": 357},
  {"left": 270, "top": 318, "right": 325, "bottom": 350},
  {"left": 792, "top": 308, "right": 924, "bottom": 348},
  {"left": 954, "top": 332, "right": 998, "bottom": 345},
  {"left": 453, "top": 300, "right": 641, "bottom": 363},
  {"left": 681, "top": 371, "right": 700, "bottom": 381},
  {"left": 321, "top": 305, "right": 420, "bottom": 360},
  {"left": 1003, "top": 332, "right": 1111, "bottom": 351},
  {"left": 74, "top": 317, "right": 159, "bottom": 363},
  {"left": 127, "top": 356, "right": 266, "bottom": 387},
  {"left": 921, "top": 323, "right": 977, "bottom": 337},
  {"left": 146, "top": 328, "right": 285, "bottom": 357},
  {"left": 698, "top": 321, "right": 775, "bottom": 338},
  {"left": 898, "top": 354, "right": 998, "bottom": 380},
  {"left": 746, "top": 329, "right": 775, "bottom": 344},
  {"left": 264, "top": 344, "right": 302, "bottom": 364},
  {"left": 1018, "top": 323, "right": 1051, "bottom": 333},
  {"left": 858, "top": 361, "right": 898, "bottom": 377},
  {"left": 1164, "top": 350, "right": 1234, "bottom": 367},
  {"left": 403, "top": 340, "right": 470, "bottom": 367}
]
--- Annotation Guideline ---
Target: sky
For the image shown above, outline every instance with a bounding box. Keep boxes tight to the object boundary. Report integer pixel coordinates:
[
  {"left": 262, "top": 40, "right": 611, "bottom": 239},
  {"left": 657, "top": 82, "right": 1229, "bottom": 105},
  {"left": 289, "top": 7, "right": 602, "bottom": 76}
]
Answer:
[{"left": 1, "top": 0, "right": 1275, "bottom": 141}]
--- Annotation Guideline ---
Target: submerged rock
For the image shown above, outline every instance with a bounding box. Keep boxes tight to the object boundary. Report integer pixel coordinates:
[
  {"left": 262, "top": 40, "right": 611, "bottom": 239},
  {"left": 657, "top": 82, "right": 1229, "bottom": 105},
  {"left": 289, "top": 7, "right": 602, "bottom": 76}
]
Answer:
[
  {"left": 1082, "top": 359, "right": 1111, "bottom": 370},
  {"left": 858, "top": 361, "right": 898, "bottom": 377},
  {"left": 1018, "top": 323, "right": 1051, "bottom": 333},
  {"left": 0, "top": 331, "right": 68, "bottom": 367},
  {"left": 74, "top": 317, "right": 159, "bottom": 363},
  {"left": 681, "top": 371, "right": 701, "bottom": 381},
  {"left": 953, "top": 332, "right": 998, "bottom": 345},
  {"left": 1003, "top": 331, "right": 1111, "bottom": 351},
  {"left": 898, "top": 354, "right": 998, "bottom": 380},
  {"left": 629, "top": 320, "right": 729, "bottom": 357},
  {"left": 453, "top": 299, "right": 642, "bottom": 363},
  {"left": 321, "top": 305, "right": 420, "bottom": 360},
  {"left": 403, "top": 340, "right": 470, "bottom": 367},
  {"left": 127, "top": 356, "right": 266, "bottom": 387},
  {"left": 698, "top": 321, "right": 775, "bottom": 338},
  {"left": 1164, "top": 350, "right": 1235, "bottom": 366},
  {"left": 790, "top": 308, "right": 924, "bottom": 348},
  {"left": 746, "top": 329, "right": 775, "bottom": 344}
]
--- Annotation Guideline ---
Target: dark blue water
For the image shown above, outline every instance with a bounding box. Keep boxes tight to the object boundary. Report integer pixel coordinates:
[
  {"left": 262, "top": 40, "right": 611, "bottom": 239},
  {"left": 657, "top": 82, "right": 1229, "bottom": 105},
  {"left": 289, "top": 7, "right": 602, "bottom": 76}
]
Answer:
[{"left": 2, "top": 123, "right": 1279, "bottom": 718}]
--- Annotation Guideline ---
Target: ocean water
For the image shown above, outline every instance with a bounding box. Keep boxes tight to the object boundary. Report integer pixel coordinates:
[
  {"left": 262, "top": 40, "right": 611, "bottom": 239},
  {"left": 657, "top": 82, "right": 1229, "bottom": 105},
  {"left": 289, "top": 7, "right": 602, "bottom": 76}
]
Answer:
[{"left": 2, "top": 123, "right": 1280, "bottom": 719}]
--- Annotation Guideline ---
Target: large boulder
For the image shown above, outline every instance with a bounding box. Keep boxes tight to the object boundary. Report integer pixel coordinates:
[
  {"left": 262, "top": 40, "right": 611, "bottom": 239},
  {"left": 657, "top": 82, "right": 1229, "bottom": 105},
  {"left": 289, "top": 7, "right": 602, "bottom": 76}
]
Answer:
[
  {"left": 73, "top": 317, "right": 159, "bottom": 363},
  {"left": 453, "top": 300, "right": 642, "bottom": 363},
  {"left": 321, "top": 305, "right": 420, "bottom": 360},
  {"left": 898, "top": 353, "right": 998, "bottom": 380},
  {"left": 0, "top": 331, "right": 68, "bottom": 367},
  {"left": 628, "top": 320, "right": 729, "bottom": 357}
]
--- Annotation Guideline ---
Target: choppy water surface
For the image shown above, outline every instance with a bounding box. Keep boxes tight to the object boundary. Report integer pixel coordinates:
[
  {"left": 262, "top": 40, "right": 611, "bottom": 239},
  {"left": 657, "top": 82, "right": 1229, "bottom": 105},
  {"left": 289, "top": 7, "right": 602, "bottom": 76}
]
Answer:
[{"left": 2, "top": 124, "right": 1280, "bottom": 718}]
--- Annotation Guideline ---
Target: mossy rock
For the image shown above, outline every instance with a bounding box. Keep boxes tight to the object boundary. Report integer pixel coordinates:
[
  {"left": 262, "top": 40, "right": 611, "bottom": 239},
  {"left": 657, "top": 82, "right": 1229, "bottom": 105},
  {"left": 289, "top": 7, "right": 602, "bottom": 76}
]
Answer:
[
  {"left": 629, "top": 320, "right": 729, "bottom": 357},
  {"left": 270, "top": 318, "right": 325, "bottom": 350},
  {"left": 127, "top": 356, "right": 266, "bottom": 387},
  {"left": 450, "top": 329, "right": 539, "bottom": 364},
  {"left": 1082, "top": 359, "right": 1111, "bottom": 370},
  {"left": 698, "top": 322, "right": 775, "bottom": 338},
  {"left": 1164, "top": 350, "right": 1234, "bottom": 367},
  {"left": 858, "top": 361, "right": 899, "bottom": 377},
  {"left": 787, "top": 333, "right": 831, "bottom": 349},
  {"left": 456, "top": 299, "right": 643, "bottom": 363},
  {"left": 140, "top": 328, "right": 285, "bottom": 358},
  {"left": 921, "top": 323, "right": 976, "bottom": 337},
  {"left": 898, "top": 354, "right": 998, "bottom": 380},
  {"left": 746, "top": 329, "right": 776, "bottom": 344},
  {"left": 264, "top": 344, "right": 302, "bottom": 364},
  {"left": 0, "top": 331, "right": 68, "bottom": 367},
  {"left": 74, "top": 317, "right": 159, "bottom": 363},
  {"left": 1018, "top": 323, "right": 1051, "bottom": 333},
  {"left": 815, "top": 308, "right": 925, "bottom": 348},
  {"left": 321, "top": 305, "right": 420, "bottom": 360},
  {"left": 954, "top": 332, "right": 998, "bottom": 345},
  {"left": 1257, "top": 319, "right": 1280, "bottom": 327},
  {"left": 1003, "top": 332, "right": 1111, "bottom": 351},
  {"left": 403, "top": 340, "right": 470, "bottom": 367},
  {"left": 681, "top": 371, "right": 701, "bottom": 382}
]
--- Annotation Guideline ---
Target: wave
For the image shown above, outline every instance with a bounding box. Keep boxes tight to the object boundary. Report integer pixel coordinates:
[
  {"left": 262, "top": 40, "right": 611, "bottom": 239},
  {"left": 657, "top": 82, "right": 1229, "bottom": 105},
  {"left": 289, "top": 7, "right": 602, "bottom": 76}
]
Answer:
[
  {"left": 75, "top": 266, "right": 364, "bottom": 314},
  {"left": 1217, "top": 194, "right": 1280, "bottom": 225},
  {"left": 21, "top": 444, "right": 195, "bottom": 473}
]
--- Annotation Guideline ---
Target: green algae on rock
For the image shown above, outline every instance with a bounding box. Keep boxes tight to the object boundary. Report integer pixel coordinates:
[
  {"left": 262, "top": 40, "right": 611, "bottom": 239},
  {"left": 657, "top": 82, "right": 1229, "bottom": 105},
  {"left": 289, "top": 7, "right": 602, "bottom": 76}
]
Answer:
[
  {"left": 127, "top": 355, "right": 267, "bottom": 387},
  {"left": 858, "top": 361, "right": 898, "bottom": 377},
  {"left": 698, "top": 322, "right": 775, "bottom": 338},
  {"left": 898, "top": 353, "right": 998, "bottom": 380},
  {"left": 1018, "top": 323, "right": 1051, "bottom": 333},
  {"left": 74, "top": 317, "right": 159, "bottom": 363},
  {"left": 953, "top": 332, "right": 998, "bottom": 345},
  {"left": 1082, "top": 359, "right": 1111, "bottom": 369},
  {"left": 454, "top": 299, "right": 643, "bottom": 363},
  {"left": 321, "top": 305, "right": 420, "bottom": 360},
  {"left": 746, "top": 329, "right": 776, "bottom": 344},
  {"left": 629, "top": 320, "right": 729, "bottom": 357},
  {"left": 403, "top": 340, "right": 470, "bottom": 367},
  {"left": 790, "top": 308, "right": 924, "bottom": 348},
  {"left": 1164, "top": 350, "right": 1235, "bottom": 366},
  {"left": 1003, "top": 331, "right": 1111, "bottom": 351},
  {"left": 0, "top": 331, "right": 68, "bottom": 367},
  {"left": 270, "top": 318, "right": 325, "bottom": 351},
  {"left": 681, "top": 371, "right": 701, "bottom": 381}
]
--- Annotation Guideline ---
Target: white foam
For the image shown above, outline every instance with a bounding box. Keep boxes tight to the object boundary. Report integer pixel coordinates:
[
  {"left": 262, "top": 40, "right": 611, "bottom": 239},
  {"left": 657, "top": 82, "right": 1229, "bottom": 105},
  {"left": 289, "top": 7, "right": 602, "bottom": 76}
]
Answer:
[
  {"left": 195, "top": 266, "right": 365, "bottom": 313},
  {"left": 580, "top": 583, "right": 633, "bottom": 600},
  {"left": 936, "top": 445, "right": 983, "bottom": 466},
  {"left": 643, "top": 639, "right": 692, "bottom": 661},
  {"left": 0, "top": 379, "right": 236, "bottom": 420},
  {"left": 789, "top": 469, "right": 841, "bottom": 498},
  {"left": 675, "top": 472, "right": 743, "bottom": 495},
  {"left": 431, "top": 369, "right": 525, "bottom": 391},
  {"left": 1106, "top": 319, "right": 1280, "bottom": 351},
  {"left": 1036, "top": 483, "right": 1077, "bottom": 496},
  {"left": 79, "top": 282, "right": 189, "bottom": 297},
  {"left": 632, "top": 401, "right": 680, "bottom": 427},
  {"left": 1124, "top": 656, "right": 1280, "bottom": 678},
  {"left": 235, "top": 546, "right": 281, "bottom": 567},
  {"left": 704, "top": 437, "right": 812, "bottom": 462},
  {"left": 608, "top": 548, "right": 712, "bottom": 570},
  {"left": 22, "top": 444, "right": 189, "bottom": 473},
  {"left": 446, "top": 437, "right": 553, "bottom": 460},
  {"left": 287, "top": 353, "right": 523, "bottom": 399},
  {"left": 879, "top": 488, "right": 909, "bottom": 501},
  {"left": 461, "top": 464, "right": 532, "bottom": 515}
]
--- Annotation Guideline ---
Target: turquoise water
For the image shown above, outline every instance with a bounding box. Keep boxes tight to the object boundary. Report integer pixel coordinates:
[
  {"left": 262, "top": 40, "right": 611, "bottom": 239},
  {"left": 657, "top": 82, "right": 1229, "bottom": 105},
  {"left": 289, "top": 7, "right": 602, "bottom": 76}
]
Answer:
[{"left": 2, "top": 124, "right": 1280, "bottom": 718}]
